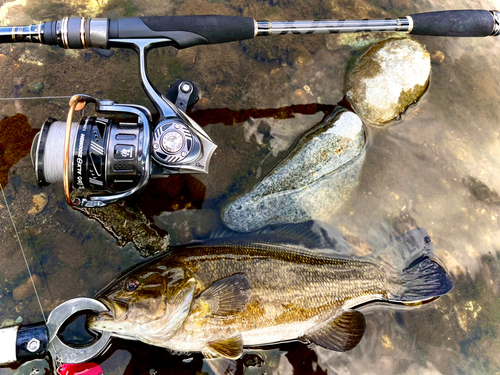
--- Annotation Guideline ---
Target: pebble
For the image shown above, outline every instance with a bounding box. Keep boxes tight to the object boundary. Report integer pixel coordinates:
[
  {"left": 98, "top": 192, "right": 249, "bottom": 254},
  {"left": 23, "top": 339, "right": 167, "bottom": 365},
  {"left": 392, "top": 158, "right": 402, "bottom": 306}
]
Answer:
[
  {"left": 345, "top": 38, "right": 430, "bottom": 125},
  {"left": 431, "top": 50, "right": 445, "bottom": 64},
  {"left": 31, "top": 82, "right": 44, "bottom": 95},
  {"left": 12, "top": 274, "right": 41, "bottom": 301},
  {"left": 291, "top": 45, "right": 313, "bottom": 68},
  {"left": 28, "top": 193, "right": 48, "bottom": 215},
  {"left": 293, "top": 88, "right": 308, "bottom": 104},
  {"left": 222, "top": 108, "right": 365, "bottom": 232}
]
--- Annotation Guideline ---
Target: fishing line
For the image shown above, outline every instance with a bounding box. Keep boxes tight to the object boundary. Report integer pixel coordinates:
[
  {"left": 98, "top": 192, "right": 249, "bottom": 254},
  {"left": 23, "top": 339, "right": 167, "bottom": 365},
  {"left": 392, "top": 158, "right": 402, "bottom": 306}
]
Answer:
[
  {"left": 0, "top": 183, "right": 47, "bottom": 324},
  {"left": 0, "top": 96, "right": 72, "bottom": 101}
]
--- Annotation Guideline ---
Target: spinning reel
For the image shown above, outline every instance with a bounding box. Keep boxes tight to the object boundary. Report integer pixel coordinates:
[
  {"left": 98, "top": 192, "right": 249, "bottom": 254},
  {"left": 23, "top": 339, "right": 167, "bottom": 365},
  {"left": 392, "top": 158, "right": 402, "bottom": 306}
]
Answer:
[{"left": 31, "top": 42, "right": 216, "bottom": 208}]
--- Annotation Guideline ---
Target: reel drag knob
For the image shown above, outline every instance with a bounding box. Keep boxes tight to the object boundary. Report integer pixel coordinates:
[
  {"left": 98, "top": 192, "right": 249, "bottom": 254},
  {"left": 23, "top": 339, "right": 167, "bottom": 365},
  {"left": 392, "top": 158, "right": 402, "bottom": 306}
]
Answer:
[{"left": 151, "top": 121, "right": 201, "bottom": 169}]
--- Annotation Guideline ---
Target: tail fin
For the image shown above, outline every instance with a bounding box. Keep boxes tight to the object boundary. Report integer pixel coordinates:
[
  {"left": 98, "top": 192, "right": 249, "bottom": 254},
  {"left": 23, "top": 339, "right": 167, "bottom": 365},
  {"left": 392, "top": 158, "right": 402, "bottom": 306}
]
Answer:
[{"left": 377, "top": 228, "right": 454, "bottom": 302}]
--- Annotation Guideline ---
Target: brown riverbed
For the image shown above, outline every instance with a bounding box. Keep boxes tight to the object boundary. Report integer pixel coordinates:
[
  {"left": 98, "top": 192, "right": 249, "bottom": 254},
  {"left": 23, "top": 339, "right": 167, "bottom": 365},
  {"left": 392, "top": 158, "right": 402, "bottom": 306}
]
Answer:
[{"left": 1, "top": 0, "right": 500, "bottom": 374}]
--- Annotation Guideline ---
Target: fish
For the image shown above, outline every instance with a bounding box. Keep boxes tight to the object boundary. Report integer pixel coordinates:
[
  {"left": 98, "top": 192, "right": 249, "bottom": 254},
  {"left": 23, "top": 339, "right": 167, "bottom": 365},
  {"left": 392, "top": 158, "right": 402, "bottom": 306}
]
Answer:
[{"left": 88, "top": 222, "right": 453, "bottom": 374}]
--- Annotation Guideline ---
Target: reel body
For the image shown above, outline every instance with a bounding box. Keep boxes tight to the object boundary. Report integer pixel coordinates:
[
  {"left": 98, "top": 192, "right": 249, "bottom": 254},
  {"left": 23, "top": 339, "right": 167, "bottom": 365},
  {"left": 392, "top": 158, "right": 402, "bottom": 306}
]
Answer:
[{"left": 31, "top": 76, "right": 216, "bottom": 207}]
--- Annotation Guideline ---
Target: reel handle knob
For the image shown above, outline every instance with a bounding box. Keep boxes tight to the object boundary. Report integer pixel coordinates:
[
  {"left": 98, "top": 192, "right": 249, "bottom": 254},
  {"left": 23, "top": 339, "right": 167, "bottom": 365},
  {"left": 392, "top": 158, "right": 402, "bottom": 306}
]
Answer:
[{"left": 166, "top": 80, "right": 199, "bottom": 112}]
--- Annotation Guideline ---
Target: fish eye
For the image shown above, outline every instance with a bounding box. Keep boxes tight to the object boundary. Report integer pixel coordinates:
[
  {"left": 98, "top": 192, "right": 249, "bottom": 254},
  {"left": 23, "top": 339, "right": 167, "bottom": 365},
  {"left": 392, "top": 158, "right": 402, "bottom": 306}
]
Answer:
[{"left": 126, "top": 279, "right": 140, "bottom": 291}]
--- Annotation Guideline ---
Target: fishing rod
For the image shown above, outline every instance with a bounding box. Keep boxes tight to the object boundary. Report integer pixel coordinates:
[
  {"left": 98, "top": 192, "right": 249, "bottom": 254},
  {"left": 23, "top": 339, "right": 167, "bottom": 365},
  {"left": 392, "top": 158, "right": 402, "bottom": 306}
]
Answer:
[
  {"left": 1, "top": 10, "right": 498, "bottom": 209},
  {"left": 2, "top": 10, "right": 499, "bottom": 46}
]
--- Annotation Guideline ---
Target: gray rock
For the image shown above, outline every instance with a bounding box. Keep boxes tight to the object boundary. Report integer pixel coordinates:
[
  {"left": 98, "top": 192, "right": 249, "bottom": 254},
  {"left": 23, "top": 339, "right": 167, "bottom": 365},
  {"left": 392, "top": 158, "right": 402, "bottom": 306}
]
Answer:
[
  {"left": 345, "top": 38, "right": 431, "bottom": 125},
  {"left": 222, "top": 108, "right": 365, "bottom": 232}
]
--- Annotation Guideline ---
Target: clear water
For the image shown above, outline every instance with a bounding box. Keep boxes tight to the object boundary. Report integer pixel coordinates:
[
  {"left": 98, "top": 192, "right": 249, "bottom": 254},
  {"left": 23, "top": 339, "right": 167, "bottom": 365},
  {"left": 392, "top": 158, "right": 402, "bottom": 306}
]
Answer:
[{"left": 1, "top": 0, "right": 500, "bottom": 374}]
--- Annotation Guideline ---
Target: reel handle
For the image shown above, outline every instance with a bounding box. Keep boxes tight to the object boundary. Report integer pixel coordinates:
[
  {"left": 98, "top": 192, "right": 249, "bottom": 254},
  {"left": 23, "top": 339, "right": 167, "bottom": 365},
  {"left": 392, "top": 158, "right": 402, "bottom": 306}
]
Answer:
[
  {"left": 409, "top": 10, "right": 499, "bottom": 37},
  {"left": 0, "top": 323, "right": 49, "bottom": 365}
]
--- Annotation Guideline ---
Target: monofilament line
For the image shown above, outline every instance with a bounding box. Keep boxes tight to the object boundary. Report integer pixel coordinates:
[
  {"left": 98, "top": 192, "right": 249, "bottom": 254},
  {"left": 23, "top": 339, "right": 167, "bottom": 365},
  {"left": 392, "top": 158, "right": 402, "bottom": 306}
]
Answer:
[
  {"left": 0, "top": 96, "right": 72, "bottom": 101},
  {"left": 0, "top": 183, "right": 47, "bottom": 323}
]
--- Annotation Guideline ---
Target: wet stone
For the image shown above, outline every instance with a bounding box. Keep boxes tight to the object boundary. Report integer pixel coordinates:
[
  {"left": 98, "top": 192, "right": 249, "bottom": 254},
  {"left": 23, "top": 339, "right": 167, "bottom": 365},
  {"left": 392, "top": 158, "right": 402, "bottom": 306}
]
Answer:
[
  {"left": 345, "top": 38, "right": 430, "bottom": 125},
  {"left": 28, "top": 193, "right": 48, "bottom": 215},
  {"left": 431, "top": 50, "right": 445, "bottom": 64},
  {"left": 222, "top": 108, "right": 365, "bottom": 232},
  {"left": 75, "top": 201, "right": 170, "bottom": 257},
  {"left": 290, "top": 45, "right": 314, "bottom": 68},
  {"left": 13, "top": 274, "right": 41, "bottom": 301},
  {"left": 463, "top": 176, "right": 500, "bottom": 204},
  {"left": 31, "top": 82, "right": 43, "bottom": 95}
]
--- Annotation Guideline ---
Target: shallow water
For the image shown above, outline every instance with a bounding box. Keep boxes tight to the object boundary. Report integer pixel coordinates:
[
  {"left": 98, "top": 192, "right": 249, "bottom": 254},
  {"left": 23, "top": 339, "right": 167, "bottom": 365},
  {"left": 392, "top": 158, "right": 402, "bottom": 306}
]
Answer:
[{"left": 1, "top": 0, "right": 500, "bottom": 374}]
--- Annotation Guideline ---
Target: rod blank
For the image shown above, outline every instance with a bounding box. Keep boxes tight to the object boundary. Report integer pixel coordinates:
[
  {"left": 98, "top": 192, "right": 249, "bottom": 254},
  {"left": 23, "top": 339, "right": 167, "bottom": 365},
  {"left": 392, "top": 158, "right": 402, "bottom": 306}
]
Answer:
[{"left": 257, "top": 18, "right": 410, "bottom": 36}]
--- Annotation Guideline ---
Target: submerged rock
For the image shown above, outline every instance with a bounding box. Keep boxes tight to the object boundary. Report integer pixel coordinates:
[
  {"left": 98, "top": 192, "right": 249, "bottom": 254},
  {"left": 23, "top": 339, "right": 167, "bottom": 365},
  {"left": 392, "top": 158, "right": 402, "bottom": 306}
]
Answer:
[
  {"left": 28, "top": 192, "right": 48, "bottom": 215},
  {"left": 222, "top": 108, "right": 365, "bottom": 232},
  {"left": 345, "top": 38, "right": 430, "bottom": 125},
  {"left": 32, "top": 82, "right": 44, "bottom": 95},
  {"left": 76, "top": 202, "right": 170, "bottom": 257}
]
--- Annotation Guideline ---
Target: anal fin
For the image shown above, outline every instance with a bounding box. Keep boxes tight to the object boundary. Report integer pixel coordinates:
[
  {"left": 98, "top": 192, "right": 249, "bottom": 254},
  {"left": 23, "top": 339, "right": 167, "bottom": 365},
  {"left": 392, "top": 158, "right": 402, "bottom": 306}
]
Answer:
[
  {"left": 204, "top": 333, "right": 243, "bottom": 359},
  {"left": 305, "top": 310, "right": 366, "bottom": 352},
  {"left": 202, "top": 333, "right": 243, "bottom": 375},
  {"left": 198, "top": 273, "right": 251, "bottom": 317}
]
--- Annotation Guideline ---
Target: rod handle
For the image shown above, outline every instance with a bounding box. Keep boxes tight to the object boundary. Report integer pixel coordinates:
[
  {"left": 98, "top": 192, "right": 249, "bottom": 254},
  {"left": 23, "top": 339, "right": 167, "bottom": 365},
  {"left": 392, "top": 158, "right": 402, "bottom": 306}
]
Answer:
[
  {"left": 0, "top": 323, "right": 49, "bottom": 365},
  {"left": 110, "top": 16, "right": 255, "bottom": 48},
  {"left": 409, "top": 10, "right": 497, "bottom": 37}
]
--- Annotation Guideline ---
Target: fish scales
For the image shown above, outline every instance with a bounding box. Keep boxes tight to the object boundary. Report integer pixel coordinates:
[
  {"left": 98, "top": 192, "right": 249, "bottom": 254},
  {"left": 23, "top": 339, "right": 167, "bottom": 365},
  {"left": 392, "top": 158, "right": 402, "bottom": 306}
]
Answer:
[{"left": 129, "top": 243, "right": 390, "bottom": 350}]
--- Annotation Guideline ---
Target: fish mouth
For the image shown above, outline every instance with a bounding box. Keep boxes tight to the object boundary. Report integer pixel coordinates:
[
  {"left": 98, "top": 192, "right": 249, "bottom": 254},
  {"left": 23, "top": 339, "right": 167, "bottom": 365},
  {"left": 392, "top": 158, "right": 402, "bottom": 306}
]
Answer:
[
  {"left": 96, "top": 296, "right": 130, "bottom": 321},
  {"left": 95, "top": 297, "right": 116, "bottom": 320}
]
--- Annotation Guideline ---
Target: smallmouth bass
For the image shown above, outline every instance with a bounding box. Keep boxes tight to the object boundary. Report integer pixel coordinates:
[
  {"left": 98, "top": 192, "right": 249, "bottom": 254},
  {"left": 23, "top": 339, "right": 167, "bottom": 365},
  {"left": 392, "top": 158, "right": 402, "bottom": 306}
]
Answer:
[{"left": 88, "top": 222, "right": 453, "bottom": 374}]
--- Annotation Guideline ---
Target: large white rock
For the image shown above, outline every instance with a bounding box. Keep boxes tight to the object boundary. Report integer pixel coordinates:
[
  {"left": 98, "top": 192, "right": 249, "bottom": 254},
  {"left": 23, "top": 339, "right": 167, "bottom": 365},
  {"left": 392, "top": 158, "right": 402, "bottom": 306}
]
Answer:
[{"left": 345, "top": 38, "right": 431, "bottom": 125}]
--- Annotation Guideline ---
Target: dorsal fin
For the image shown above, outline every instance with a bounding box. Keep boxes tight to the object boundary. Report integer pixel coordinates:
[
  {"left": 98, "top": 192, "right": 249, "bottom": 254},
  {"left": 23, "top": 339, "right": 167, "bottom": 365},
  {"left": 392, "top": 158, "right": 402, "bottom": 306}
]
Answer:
[
  {"left": 305, "top": 310, "right": 366, "bottom": 351},
  {"left": 196, "top": 273, "right": 252, "bottom": 317},
  {"left": 196, "top": 221, "right": 351, "bottom": 254}
]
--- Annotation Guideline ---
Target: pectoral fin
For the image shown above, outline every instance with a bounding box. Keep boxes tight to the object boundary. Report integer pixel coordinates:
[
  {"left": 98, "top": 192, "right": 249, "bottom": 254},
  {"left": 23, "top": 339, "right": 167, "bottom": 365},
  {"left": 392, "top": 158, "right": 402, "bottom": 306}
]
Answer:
[
  {"left": 305, "top": 310, "right": 366, "bottom": 352},
  {"left": 198, "top": 273, "right": 251, "bottom": 317}
]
